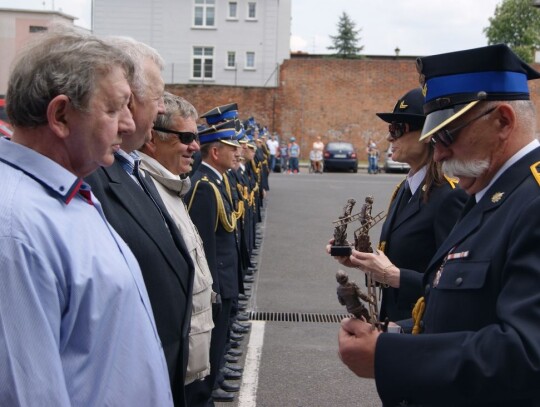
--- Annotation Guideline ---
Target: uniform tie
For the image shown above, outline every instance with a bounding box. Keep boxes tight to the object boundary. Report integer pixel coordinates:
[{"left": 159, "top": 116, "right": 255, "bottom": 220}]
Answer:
[
  {"left": 396, "top": 181, "right": 412, "bottom": 216},
  {"left": 458, "top": 195, "right": 476, "bottom": 221}
]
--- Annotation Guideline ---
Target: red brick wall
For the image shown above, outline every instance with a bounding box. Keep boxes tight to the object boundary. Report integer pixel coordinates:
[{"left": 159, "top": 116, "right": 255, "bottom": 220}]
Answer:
[{"left": 167, "top": 58, "right": 540, "bottom": 160}]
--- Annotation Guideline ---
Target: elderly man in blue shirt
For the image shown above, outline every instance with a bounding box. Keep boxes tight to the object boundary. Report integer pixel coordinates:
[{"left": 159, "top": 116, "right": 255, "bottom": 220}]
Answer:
[{"left": 0, "top": 27, "right": 173, "bottom": 406}]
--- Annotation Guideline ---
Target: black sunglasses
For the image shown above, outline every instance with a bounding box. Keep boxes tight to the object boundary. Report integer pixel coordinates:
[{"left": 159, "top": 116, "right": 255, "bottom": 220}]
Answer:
[
  {"left": 388, "top": 122, "right": 421, "bottom": 139},
  {"left": 430, "top": 107, "right": 497, "bottom": 148},
  {"left": 153, "top": 126, "right": 199, "bottom": 145}
]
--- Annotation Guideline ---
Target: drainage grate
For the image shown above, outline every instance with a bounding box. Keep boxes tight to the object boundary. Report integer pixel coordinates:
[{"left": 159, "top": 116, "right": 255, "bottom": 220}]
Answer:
[{"left": 248, "top": 311, "right": 353, "bottom": 323}]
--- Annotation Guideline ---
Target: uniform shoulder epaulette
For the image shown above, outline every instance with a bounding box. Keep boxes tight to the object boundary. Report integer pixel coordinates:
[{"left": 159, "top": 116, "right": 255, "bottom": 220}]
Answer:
[
  {"left": 443, "top": 174, "right": 459, "bottom": 189},
  {"left": 530, "top": 161, "right": 540, "bottom": 187}
]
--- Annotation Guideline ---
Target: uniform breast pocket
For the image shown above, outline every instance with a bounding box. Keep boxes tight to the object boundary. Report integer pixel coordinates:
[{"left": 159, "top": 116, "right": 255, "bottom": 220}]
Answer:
[{"left": 436, "top": 260, "right": 490, "bottom": 291}]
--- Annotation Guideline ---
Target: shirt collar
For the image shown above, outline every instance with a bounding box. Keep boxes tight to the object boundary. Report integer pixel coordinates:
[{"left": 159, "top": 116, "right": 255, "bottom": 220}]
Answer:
[
  {"left": 406, "top": 165, "right": 427, "bottom": 196},
  {"left": 0, "top": 137, "right": 85, "bottom": 204}
]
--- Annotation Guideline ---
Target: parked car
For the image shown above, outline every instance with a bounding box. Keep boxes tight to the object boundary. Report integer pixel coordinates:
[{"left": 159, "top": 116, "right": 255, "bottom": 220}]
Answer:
[
  {"left": 323, "top": 141, "right": 358, "bottom": 173},
  {"left": 383, "top": 147, "right": 410, "bottom": 173}
]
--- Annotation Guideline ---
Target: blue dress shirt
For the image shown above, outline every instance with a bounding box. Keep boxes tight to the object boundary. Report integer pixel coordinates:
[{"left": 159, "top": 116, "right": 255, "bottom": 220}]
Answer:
[{"left": 0, "top": 138, "right": 173, "bottom": 406}]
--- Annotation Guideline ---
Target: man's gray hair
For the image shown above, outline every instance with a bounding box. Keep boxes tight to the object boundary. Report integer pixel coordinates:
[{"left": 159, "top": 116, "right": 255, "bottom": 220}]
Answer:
[
  {"left": 6, "top": 24, "right": 135, "bottom": 127},
  {"left": 105, "top": 36, "right": 164, "bottom": 99},
  {"left": 154, "top": 92, "right": 198, "bottom": 141}
]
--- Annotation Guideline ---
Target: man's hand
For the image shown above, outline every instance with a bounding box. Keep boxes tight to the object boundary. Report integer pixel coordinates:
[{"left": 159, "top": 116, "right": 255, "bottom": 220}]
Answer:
[{"left": 338, "top": 317, "right": 380, "bottom": 378}]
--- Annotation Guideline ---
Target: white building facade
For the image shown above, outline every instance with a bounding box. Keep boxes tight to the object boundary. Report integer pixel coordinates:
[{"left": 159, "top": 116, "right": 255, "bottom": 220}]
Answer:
[{"left": 92, "top": 0, "right": 291, "bottom": 87}]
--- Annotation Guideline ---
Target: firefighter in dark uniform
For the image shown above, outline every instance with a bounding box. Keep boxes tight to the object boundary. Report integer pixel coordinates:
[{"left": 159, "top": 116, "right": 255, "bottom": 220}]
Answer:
[
  {"left": 184, "top": 119, "right": 241, "bottom": 405},
  {"left": 338, "top": 44, "right": 540, "bottom": 407}
]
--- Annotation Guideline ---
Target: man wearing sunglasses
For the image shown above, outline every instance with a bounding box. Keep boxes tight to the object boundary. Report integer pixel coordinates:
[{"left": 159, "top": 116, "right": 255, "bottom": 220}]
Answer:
[
  {"left": 138, "top": 92, "right": 215, "bottom": 395},
  {"left": 338, "top": 44, "right": 540, "bottom": 406},
  {"left": 332, "top": 88, "right": 466, "bottom": 325}
]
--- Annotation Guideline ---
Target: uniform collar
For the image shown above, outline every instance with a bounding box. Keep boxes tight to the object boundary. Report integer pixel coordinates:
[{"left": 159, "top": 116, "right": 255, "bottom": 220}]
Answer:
[
  {"left": 476, "top": 139, "right": 540, "bottom": 203},
  {"left": 406, "top": 165, "right": 427, "bottom": 196}
]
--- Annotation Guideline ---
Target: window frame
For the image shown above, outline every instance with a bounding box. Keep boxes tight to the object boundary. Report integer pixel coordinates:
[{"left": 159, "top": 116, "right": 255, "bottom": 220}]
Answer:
[
  {"left": 191, "top": 46, "right": 215, "bottom": 81},
  {"left": 227, "top": 1, "right": 238, "bottom": 20},
  {"left": 226, "top": 51, "right": 237, "bottom": 70},
  {"left": 245, "top": 51, "right": 256, "bottom": 70},
  {"left": 246, "top": 1, "right": 257, "bottom": 20},
  {"left": 193, "top": 0, "right": 216, "bottom": 28}
]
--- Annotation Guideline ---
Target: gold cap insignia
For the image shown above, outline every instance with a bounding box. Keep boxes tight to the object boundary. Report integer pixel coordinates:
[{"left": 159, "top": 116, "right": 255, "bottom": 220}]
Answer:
[
  {"left": 399, "top": 101, "right": 408, "bottom": 109},
  {"left": 491, "top": 192, "right": 504, "bottom": 203},
  {"left": 421, "top": 83, "right": 427, "bottom": 97}
]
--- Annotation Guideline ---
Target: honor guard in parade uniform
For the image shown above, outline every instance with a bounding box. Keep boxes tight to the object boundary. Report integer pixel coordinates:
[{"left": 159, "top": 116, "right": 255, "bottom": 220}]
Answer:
[
  {"left": 184, "top": 117, "right": 242, "bottom": 405},
  {"left": 338, "top": 44, "right": 540, "bottom": 407}
]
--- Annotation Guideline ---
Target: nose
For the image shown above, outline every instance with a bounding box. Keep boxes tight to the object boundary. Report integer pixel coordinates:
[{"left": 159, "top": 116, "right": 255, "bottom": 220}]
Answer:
[
  {"left": 119, "top": 105, "right": 136, "bottom": 135},
  {"left": 189, "top": 139, "right": 200, "bottom": 152}
]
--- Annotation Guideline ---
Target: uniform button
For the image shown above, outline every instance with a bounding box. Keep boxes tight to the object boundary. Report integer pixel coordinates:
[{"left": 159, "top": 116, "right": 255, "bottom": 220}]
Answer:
[
  {"left": 455, "top": 277, "right": 463, "bottom": 286},
  {"left": 424, "top": 283, "right": 430, "bottom": 294}
]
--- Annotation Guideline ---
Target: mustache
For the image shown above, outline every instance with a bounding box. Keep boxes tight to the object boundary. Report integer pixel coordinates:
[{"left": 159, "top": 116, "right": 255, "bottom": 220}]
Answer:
[{"left": 442, "top": 158, "right": 490, "bottom": 178}]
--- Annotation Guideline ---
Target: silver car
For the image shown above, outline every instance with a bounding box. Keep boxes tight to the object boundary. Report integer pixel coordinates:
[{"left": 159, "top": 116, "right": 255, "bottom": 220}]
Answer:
[{"left": 383, "top": 147, "right": 410, "bottom": 173}]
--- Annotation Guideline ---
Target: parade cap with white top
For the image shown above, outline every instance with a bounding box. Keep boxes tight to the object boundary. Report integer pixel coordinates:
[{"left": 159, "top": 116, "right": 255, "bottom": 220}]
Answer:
[{"left": 417, "top": 43, "right": 540, "bottom": 141}]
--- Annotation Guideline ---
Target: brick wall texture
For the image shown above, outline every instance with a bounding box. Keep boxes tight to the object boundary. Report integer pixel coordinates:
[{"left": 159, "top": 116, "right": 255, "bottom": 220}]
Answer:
[{"left": 167, "top": 57, "right": 540, "bottom": 160}]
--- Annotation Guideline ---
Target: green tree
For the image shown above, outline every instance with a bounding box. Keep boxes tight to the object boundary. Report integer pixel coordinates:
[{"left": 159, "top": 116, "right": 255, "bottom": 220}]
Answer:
[
  {"left": 484, "top": 0, "right": 540, "bottom": 62},
  {"left": 328, "top": 12, "right": 363, "bottom": 58}
]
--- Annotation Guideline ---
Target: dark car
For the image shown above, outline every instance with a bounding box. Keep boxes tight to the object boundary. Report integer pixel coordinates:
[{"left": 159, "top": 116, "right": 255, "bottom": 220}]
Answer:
[{"left": 323, "top": 141, "right": 358, "bottom": 173}]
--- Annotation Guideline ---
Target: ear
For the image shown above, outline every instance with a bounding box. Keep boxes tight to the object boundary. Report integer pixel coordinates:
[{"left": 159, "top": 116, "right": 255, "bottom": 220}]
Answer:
[
  {"left": 493, "top": 103, "right": 515, "bottom": 141},
  {"left": 210, "top": 144, "right": 221, "bottom": 161},
  {"left": 46, "top": 95, "right": 72, "bottom": 139},
  {"left": 142, "top": 131, "right": 159, "bottom": 154}
]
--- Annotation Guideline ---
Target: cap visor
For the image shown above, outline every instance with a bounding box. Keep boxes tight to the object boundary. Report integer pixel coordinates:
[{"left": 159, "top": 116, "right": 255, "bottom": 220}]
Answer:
[
  {"left": 419, "top": 101, "right": 480, "bottom": 141},
  {"left": 220, "top": 139, "right": 241, "bottom": 147}
]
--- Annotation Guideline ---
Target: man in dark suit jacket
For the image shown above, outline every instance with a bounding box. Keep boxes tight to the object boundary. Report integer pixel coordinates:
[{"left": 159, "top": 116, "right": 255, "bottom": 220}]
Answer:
[
  {"left": 85, "top": 37, "right": 194, "bottom": 407},
  {"left": 185, "top": 119, "right": 242, "bottom": 406},
  {"left": 338, "top": 44, "right": 540, "bottom": 406}
]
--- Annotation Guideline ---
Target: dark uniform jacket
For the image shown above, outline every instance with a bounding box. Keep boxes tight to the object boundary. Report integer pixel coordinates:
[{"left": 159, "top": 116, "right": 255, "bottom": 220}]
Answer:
[
  {"left": 86, "top": 159, "right": 194, "bottom": 407},
  {"left": 379, "top": 178, "right": 467, "bottom": 321},
  {"left": 375, "top": 146, "right": 540, "bottom": 407},
  {"left": 186, "top": 164, "right": 239, "bottom": 300}
]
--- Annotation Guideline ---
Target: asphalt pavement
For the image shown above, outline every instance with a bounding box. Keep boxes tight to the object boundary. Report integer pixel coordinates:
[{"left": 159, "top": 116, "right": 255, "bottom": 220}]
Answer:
[{"left": 216, "top": 169, "right": 407, "bottom": 407}]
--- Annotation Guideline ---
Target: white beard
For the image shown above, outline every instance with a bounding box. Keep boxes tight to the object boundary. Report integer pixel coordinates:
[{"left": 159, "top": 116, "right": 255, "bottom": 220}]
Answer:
[{"left": 442, "top": 158, "right": 490, "bottom": 178}]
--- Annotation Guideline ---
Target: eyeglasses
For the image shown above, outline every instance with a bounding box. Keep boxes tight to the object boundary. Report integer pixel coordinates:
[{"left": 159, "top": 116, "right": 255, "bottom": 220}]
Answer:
[
  {"left": 430, "top": 107, "right": 497, "bottom": 148},
  {"left": 388, "top": 122, "right": 420, "bottom": 139},
  {"left": 153, "top": 126, "right": 199, "bottom": 145}
]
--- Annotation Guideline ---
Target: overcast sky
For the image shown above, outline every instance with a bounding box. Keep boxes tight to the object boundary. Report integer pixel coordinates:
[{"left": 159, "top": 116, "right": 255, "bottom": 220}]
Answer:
[{"left": 0, "top": 0, "right": 503, "bottom": 56}]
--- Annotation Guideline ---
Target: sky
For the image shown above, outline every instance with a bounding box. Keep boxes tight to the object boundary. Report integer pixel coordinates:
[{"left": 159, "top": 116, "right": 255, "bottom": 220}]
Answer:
[{"left": 0, "top": 0, "right": 503, "bottom": 57}]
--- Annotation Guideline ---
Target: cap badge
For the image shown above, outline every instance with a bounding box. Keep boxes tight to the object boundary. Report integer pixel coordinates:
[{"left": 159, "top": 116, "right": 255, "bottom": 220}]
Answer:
[
  {"left": 399, "top": 101, "right": 408, "bottom": 110},
  {"left": 421, "top": 83, "right": 427, "bottom": 97},
  {"left": 491, "top": 192, "right": 504, "bottom": 203}
]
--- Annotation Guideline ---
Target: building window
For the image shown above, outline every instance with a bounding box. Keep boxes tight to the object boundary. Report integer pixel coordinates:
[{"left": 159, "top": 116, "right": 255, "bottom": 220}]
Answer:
[
  {"left": 247, "top": 2, "right": 257, "bottom": 20},
  {"left": 29, "top": 25, "right": 47, "bottom": 33},
  {"left": 228, "top": 1, "right": 238, "bottom": 19},
  {"left": 194, "top": 0, "right": 215, "bottom": 27},
  {"left": 227, "top": 51, "right": 236, "bottom": 69},
  {"left": 245, "top": 52, "right": 255, "bottom": 69},
  {"left": 192, "top": 47, "right": 214, "bottom": 79}
]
